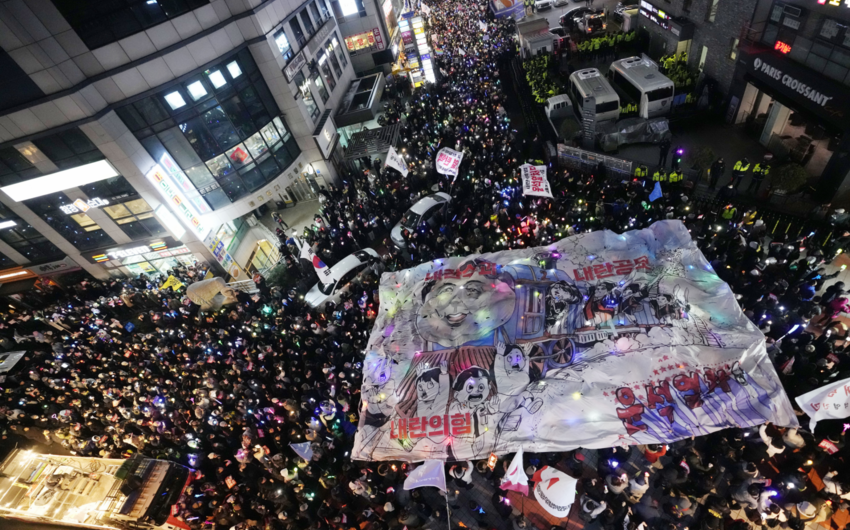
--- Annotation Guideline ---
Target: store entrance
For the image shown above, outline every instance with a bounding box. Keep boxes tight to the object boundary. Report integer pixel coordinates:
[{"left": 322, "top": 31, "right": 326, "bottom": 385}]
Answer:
[{"left": 736, "top": 82, "right": 839, "bottom": 178}]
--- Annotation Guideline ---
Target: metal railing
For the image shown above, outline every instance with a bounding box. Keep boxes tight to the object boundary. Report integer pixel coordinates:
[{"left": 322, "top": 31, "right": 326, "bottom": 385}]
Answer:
[{"left": 227, "top": 279, "right": 260, "bottom": 293}]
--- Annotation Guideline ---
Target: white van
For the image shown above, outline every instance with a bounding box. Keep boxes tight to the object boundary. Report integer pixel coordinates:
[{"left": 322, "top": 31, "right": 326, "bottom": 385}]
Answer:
[
  {"left": 568, "top": 68, "right": 621, "bottom": 123},
  {"left": 607, "top": 57, "right": 674, "bottom": 118}
]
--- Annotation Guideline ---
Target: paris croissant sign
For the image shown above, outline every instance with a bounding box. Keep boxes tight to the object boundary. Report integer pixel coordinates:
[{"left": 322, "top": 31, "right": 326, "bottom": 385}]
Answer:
[{"left": 751, "top": 57, "right": 833, "bottom": 107}]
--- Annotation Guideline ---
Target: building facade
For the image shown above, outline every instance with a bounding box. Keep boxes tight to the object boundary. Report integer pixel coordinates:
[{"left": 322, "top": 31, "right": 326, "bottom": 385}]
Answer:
[
  {"left": 637, "top": 0, "right": 757, "bottom": 96},
  {"left": 726, "top": 0, "right": 850, "bottom": 200},
  {"left": 0, "top": 0, "right": 355, "bottom": 282},
  {"left": 332, "top": 0, "right": 403, "bottom": 74}
]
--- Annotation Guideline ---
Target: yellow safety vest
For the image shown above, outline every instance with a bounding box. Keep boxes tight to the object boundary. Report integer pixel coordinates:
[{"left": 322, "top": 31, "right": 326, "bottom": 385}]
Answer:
[
  {"left": 733, "top": 161, "right": 750, "bottom": 172},
  {"left": 669, "top": 171, "right": 683, "bottom": 183},
  {"left": 754, "top": 163, "right": 770, "bottom": 176},
  {"left": 652, "top": 172, "right": 667, "bottom": 182},
  {"left": 721, "top": 208, "right": 737, "bottom": 220},
  {"left": 635, "top": 166, "right": 647, "bottom": 177}
]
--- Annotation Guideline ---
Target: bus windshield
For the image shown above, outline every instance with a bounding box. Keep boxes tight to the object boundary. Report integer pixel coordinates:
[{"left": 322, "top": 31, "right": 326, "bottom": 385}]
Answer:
[{"left": 647, "top": 86, "right": 673, "bottom": 102}]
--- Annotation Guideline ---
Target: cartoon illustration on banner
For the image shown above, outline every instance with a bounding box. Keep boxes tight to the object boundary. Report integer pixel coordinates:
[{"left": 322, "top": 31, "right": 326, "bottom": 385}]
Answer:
[{"left": 353, "top": 221, "right": 797, "bottom": 462}]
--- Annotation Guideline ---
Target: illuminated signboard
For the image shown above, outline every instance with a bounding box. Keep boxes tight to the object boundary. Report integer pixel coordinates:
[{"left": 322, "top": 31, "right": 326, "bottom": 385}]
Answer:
[
  {"left": 90, "top": 238, "right": 175, "bottom": 263},
  {"left": 817, "top": 0, "right": 850, "bottom": 7},
  {"left": 145, "top": 164, "right": 210, "bottom": 240},
  {"left": 775, "top": 40, "right": 792, "bottom": 54},
  {"left": 59, "top": 197, "right": 109, "bottom": 214},
  {"left": 640, "top": 0, "right": 671, "bottom": 31}
]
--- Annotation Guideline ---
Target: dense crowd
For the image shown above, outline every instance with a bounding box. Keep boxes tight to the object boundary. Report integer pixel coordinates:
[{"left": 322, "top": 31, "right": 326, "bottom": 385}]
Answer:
[{"left": 2, "top": 2, "right": 850, "bottom": 530}]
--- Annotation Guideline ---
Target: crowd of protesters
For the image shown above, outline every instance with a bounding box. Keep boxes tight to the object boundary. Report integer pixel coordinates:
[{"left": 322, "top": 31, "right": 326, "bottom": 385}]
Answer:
[{"left": 2, "top": 1, "right": 850, "bottom": 530}]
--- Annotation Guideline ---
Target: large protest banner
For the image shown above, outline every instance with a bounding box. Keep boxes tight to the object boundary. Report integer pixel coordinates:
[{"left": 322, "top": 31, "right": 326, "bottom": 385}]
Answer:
[{"left": 352, "top": 221, "right": 796, "bottom": 462}]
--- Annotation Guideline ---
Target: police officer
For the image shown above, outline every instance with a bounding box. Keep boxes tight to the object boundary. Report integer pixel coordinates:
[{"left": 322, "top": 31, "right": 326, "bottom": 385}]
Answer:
[
  {"left": 652, "top": 168, "right": 668, "bottom": 182},
  {"left": 747, "top": 155, "right": 772, "bottom": 194},
  {"left": 669, "top": 168, "right": 683, "bottom": 188},
  {"left": 732, "top": 157, "right": 750, "bottom": 190},
  {"left": 634, "top": 165, "right": 648, "bottom": 180},
  {"left": 709, "top": 157, "right": 725, "bottom": 190},
  {"left": 658, "top": 138, "right": 672, "bottom": 168}
]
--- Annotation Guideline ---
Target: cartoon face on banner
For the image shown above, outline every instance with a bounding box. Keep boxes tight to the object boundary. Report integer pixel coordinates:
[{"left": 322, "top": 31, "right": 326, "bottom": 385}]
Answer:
[
  {"left": 415, "top": 261, "right": 517, "bottom": 348},
  {"left": 353, "top": 221, "right": 798, "bottom": 462}
]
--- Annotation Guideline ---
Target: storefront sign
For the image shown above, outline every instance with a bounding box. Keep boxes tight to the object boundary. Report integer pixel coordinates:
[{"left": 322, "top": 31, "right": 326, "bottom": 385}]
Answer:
[
  {"left": 87, "top": 237, "right": 177, "bottom": 264},
  {"left": 59, "top": 197, "right": 109, "bottom": 215},
  {"left": 284, "top": 51, "right": 307, "bottom": 82},
  {"left": 774, "top": 40, "right": 792, "bottom": 54},
  {"left": 752, "top": 57, "right": 834, "bottom": 106},
  {"left": 640, "top": 0, "right": 671, "bottom": 31},
  {"left": 742, "top": 49, "right": 848, "bottom": 129},
  {"left": 146, "top": 164, "right": 210, "bottom": 240},
  {"left": 817, "top": 0, "right": 850, "bottom": 7},
  {"left": 345, "top": 29, "right": 385, "bottom": 54},
  {"left": 27, "top": 257, "right": 81, "bottom": 276},
  {"left": 204, "top": 232, "right": 240, "bottom": 279}
]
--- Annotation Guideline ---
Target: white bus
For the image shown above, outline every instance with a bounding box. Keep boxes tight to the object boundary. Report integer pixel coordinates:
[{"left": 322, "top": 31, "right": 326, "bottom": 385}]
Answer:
[
  {"left": 607, "top": 57, "right": 674, "bottom": 118},
  {"left": 568, "top": 68, "right": 621, "bottom": 123}
]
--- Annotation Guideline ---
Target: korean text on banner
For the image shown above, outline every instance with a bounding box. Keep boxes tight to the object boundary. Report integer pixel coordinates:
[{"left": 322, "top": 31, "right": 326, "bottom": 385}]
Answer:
[
  {"left": 435, "top": 147, "right": 464, "bottom": 177},
  {"left": 386, "top": 146, "right": 410, "bottom": 177},
  {"left": 351, "top": 220, "right": 796, "bottom": 462},
  {"left": 794, "top": 377, "right": 850, "bottom": 431},
  {"left": 521, "top": 164, "right": 553, "bottom": 198}
]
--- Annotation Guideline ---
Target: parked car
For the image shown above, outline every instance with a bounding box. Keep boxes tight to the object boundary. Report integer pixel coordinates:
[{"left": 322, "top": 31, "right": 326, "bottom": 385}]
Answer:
[
  {"left": 560, "top": 7, "right": 597, "bottom": 30},
  {"left": 390, "top": 192, "right": 452, "bottom": 249},
  {"left": 554, "top": 0, "right": 570, "bottom": 7},
  {"left": 576, "top": 11, "right": 607, "bottom": 35},
  {"left": 305, "top": 248, "right": 380, "bottom": 308},
  {"left": 535, "top": 0, "right": 553, "bottom": 9}
]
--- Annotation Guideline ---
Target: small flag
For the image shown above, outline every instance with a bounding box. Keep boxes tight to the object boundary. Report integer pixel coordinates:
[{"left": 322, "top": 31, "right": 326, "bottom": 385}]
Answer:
[
  {"left": 500, "top": 448, "right": 529, "bottom": 495},
  {"left": 159, "top": 275, "right": 184, "bottom": 291},
  {"left": 649, "top": 182, "right": 663, "bottom": 202},
  {"left": 290, "top": 442, "right": 314, "bottom": 462},
  {"left": 404, "top": 460, "right": 446, "bottom": 492}
]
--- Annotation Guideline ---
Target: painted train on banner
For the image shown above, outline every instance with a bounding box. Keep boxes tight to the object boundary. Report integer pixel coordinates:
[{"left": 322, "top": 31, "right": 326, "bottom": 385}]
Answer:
[{"left": 353, "top": 221, "right": 797, "bottom": 461}]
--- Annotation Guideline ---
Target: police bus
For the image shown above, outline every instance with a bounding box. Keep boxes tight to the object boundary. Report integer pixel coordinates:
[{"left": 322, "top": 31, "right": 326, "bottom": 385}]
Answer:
[
  {"left": 607, "top": 56, "right": 674, "bottom": 119},
  {"left": 568, "top": 68, "right": 621, "bottom": 123}
]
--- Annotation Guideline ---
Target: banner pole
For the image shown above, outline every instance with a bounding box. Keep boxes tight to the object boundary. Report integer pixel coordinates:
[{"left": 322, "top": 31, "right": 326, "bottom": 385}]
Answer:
[{"left": 445, "top": 494, "right": 451, "bottom": 530}]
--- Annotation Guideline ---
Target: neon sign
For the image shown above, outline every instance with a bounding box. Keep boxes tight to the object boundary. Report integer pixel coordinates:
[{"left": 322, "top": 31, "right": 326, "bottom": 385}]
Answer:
[
  {"left": 145, "top": 164, "right": 210, "bottom": 240},
  {"left": 59, "top": 197, "right": 109, "bottom": 214},
  {"left": 818, "top": 0, "right": 850, "bottom": 7},
  {"left": 775, "top": 40, "right": 792, "bottom": 54}
]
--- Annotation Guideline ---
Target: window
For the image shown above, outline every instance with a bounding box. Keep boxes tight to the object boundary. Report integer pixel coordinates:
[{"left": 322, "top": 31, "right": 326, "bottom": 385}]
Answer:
[
  {"left": 0, "top": 146, "right": 40, "bottom": 187},
  {"left": 300, "top": 9, "right": 315, "bottom": 37},
  {"left": 326, "top": 43, "right": 343, "bottom": 77},
  {"left": 699, "top": 45, "right": 708, "bottom": 71},
  {"left": 24, "top": 192, "right": 116, "bottom": 251},
  {"left": 165, "top": 91, "right": 187, "bottom": 110},
  {"left": 227, "top": 61, "right": 243, "bottom": 79},
  {"left": 51, "top": 0, "right": 211, "bottom": 50},
  {"left": 319, "top": 53, "right": 337, "bottom": 91},
  {"left": 310, "top": 1, "right": 324, "bottom": 24},
  {"left": 729, "top": 38, "right": 739, "bottom": 60},
  {"left": 187, "top": 81, "right": 208, "bottom": 101},
  {"left": 706, "top": 0, "right": 719, "bottom": 23},
  {"left": 647, "top": 86, "right": 673, "bottom": 102},
  {"left": 338, "top": 0, "right": 360, "bottom": 16},
  {"left": 290, "top": 18, "right": 306, "bottom": 47},
  {"left": 102, "top": 198, "right": 166, "bottom": 239},
  {"left": 595, "top": 100, "right": 619, "bottom": 113},
  {"left": 32, "top": 129, "right": 103, "bottom": 170},
  {"left": 120, "top": 52, "right": 294, "bottom": 210},
  {"left": 295, "top": 72, "right": 320, "bottom": 120},
  {"left": 331, "top": 33, "right": 348, "bottom": 66},
  {"left": 207, "top": 69, "right": 227, "bottom": 89},
  {"left": 313, "top": 73, "right": 329, "bottom": 103},
  {"left": 0, "top": 218, "right": 63, "bottom": 262},
  {"left": 275, "top": 29, "right": 294, "bottom": 62}
]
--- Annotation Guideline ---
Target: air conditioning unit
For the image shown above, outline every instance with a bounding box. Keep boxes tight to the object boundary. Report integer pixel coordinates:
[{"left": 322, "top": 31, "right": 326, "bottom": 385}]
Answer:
[{"left": 783, "top": 5, "right": 802, "bottom": 18}]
